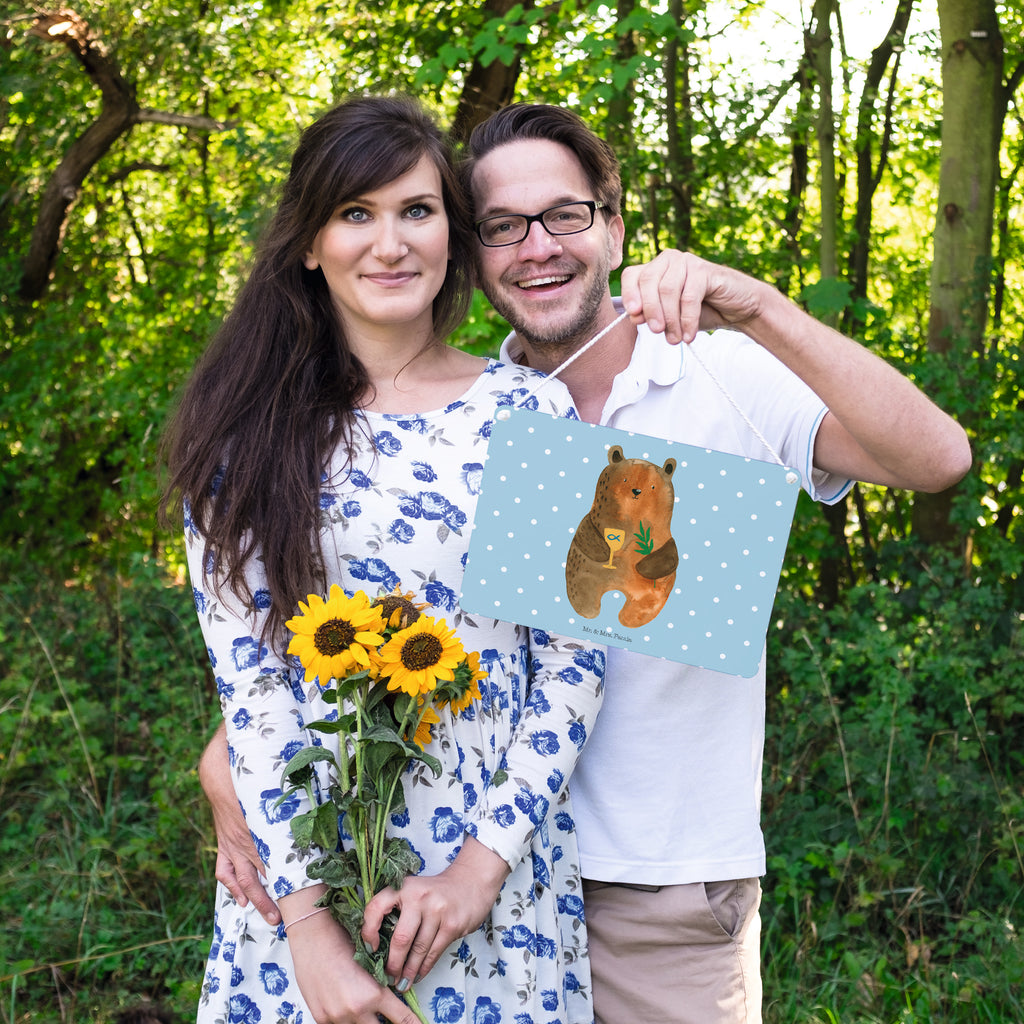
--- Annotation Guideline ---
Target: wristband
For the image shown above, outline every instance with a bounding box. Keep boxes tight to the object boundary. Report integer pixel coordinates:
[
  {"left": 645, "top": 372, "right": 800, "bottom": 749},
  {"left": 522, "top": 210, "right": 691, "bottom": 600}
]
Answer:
[{"left": 283, "top": 906, "right": 328, "bottom": 931}]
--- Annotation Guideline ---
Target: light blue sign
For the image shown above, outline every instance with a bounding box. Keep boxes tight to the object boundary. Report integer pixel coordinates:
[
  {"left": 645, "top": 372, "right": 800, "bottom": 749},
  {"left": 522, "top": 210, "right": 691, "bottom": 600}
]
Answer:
[{"left": 461, "top": 408, "right": 801, "bottom": 677}]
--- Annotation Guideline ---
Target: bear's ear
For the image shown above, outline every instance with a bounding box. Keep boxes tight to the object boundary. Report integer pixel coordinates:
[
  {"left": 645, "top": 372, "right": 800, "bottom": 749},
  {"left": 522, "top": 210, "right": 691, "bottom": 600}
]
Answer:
[
  {"left": 663, "top": 458, "right": 677, "bottom": 476},
  {"left": 608, "top": 446, "right": 624, "bottom": 465}
]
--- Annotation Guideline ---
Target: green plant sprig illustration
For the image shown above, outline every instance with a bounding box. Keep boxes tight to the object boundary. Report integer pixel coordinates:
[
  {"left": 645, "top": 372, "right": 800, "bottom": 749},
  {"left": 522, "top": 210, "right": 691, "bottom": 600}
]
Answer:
[{"left": 634, "top": 521, "right": 654, "bottom": 555}]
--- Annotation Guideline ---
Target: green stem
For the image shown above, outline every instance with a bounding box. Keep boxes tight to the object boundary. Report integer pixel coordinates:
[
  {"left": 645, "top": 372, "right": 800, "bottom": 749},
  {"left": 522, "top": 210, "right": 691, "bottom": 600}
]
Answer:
[
  {"left": 373, "top": 694, "right": 432, "bottom": 872},
  {"left": 373, "top": 771, "right": 403, "bottom": 871},
  {"left": 336, "top": 716, "right": 352, "bottom": 793},
  {"left": 401, "top": 985, "right": 430, "bottom": 1024},
  {"left": 351, "top": 683, "right": 374, "bottom": 903}
]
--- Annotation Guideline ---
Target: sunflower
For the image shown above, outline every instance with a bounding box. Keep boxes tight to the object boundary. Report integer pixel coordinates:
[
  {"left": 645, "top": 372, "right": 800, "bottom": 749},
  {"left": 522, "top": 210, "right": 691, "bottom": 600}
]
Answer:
[
  {"left": 372, "top": 585, "right": 428, "bottom": 630},
  {"left": 448, "top": 650, "right": 486, "bottom": 716},
  {"left": 377, "top": 615, "right": 466, "bottom": 697},
  {"left": 285, "top": 584, "right": 386, "bottom": 683},
  {"left": 408, "top": 701, "right": 441, "bottom": 749}
]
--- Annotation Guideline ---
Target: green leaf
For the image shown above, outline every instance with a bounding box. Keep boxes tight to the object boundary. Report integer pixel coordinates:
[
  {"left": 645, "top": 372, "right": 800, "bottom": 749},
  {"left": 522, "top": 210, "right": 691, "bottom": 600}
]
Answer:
[
  {"left": 378, "top": 837, "right": 422, "bottom": 891},
  {"left": 438, "top": 42, "right": 471, "bottom": 66},
  {"left": 409, "top": 747, "right": 443, "bottom": 778},
  {"left": 364, "top": 681, "right": 399, "bottom": 714},
  {"left": 311, "top": 800, "right": 341, "bottom": 850},
  {"left": 335, "top": 669, "right": 373, "bottom": 701},
  {"left": 332, "top": 787, "right": 359, "bottom": 818},
  {"left": 633, "top": 522, "right": 654, "bottom": 555},
  {"left": 357, "top": 907, "right": 400, "bottom": 982},
  {"left": 364, "top": 748, "right": 410, "bottom": 787},
  {"left": 281, "top": 745, "right": 337, "bottom": 788},
  {"left": 288, "top": 808, "right": 319, "bottom": 849},
  {"left": 362, "top": 721, "right": 406, "bottom": 745},
  {"left": 302, "top": 717, "right": 350, "bottom": 734},
  {"left": 309, "top": 849, "right": 362, "bottom": 890},
  {"left": 353, "top": 938, "right": 388, "bottom": 984},
  {"left": 800, "top": 277, "right": 854, "bottom": 320}
]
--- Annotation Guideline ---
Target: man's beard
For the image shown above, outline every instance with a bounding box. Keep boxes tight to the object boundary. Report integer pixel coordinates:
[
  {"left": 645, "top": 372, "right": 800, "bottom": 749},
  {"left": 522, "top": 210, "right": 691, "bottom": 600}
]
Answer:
[{"left": 481, "top": 260, "right": 611, "bottom": 357}]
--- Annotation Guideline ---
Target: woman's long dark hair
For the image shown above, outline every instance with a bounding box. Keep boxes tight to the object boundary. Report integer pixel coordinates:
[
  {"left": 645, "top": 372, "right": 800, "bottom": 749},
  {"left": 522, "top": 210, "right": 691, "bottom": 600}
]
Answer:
[{"left": 161, "top": 96, "right": 475, "bottom": 648}]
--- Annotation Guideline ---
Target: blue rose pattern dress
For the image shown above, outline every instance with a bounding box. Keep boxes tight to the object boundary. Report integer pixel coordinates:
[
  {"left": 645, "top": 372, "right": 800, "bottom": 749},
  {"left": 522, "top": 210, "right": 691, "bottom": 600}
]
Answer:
[{"left": 189, "top": 360, "right": 606, "bottom": 1024}]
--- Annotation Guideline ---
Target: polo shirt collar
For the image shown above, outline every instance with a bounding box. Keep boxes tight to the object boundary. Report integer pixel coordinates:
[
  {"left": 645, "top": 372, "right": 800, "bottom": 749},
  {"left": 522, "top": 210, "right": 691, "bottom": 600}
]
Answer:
[
  {"left": 498, "top": 296, "right": 688, "bottom": 391},
  {"left": 599, "top": 298, "right": 686, "bottom": 419}
]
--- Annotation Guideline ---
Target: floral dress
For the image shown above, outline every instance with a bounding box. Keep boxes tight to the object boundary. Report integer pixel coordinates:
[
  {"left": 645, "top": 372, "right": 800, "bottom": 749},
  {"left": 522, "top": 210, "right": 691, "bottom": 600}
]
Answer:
[{"left": 190, "top": 359, "right": 606, "bottom": 1024}]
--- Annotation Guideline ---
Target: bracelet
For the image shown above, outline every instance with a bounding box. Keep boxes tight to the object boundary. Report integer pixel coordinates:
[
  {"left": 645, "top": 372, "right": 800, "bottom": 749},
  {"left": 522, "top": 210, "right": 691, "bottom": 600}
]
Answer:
[{"left": 283, "top": 906, "right": 329, "bottom": 931}]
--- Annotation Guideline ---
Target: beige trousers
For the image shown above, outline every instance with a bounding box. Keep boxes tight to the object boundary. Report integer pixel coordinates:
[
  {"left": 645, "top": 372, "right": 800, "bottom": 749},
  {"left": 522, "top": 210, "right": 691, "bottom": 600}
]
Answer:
[{"left": 582, "top": 878, "right": 762, "bottom": 1024}]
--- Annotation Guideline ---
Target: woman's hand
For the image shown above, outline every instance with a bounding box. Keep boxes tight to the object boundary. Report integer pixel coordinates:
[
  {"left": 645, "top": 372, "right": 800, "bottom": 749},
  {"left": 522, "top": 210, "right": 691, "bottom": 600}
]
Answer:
[
  {"left": 281, "top": 892, "right": 423, "bottom": 1024},
  {"left": 361, "top": 836, "right": 511, "bottom": 991}
]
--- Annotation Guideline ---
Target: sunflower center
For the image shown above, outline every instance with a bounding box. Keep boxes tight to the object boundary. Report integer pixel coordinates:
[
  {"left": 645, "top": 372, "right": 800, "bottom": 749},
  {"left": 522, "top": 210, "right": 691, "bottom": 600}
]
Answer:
[
  {"left": 314, "top": 618, "right": 357, "bottom": 655},
  {"left": 400, "top": 633, "right": 444, "bottom": 670}
]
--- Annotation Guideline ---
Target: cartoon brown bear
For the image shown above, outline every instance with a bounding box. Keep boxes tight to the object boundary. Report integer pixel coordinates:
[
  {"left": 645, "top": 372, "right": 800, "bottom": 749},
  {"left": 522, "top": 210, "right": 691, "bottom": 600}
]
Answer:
[{"left": 565, "top": 446, "right": 678, "bottom": 628}]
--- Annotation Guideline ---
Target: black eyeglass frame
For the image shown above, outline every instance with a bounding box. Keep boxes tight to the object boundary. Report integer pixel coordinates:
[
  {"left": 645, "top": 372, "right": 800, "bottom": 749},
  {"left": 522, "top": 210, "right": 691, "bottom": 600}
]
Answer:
[{"left": 473, "top": 200, "right": 608, "bottom": 247}]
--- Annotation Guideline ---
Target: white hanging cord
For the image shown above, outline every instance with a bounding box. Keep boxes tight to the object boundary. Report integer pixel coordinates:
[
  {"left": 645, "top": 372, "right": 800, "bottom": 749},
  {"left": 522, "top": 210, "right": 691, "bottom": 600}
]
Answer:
[
  {"left": 517, "top": 310, "right": 630, "bottom": 396},
  {"left": 681, "top": 343, "right": 788, "bottom": 469},
  {"left": 512, "top": 310, "right": 795, "bottom": 478}
]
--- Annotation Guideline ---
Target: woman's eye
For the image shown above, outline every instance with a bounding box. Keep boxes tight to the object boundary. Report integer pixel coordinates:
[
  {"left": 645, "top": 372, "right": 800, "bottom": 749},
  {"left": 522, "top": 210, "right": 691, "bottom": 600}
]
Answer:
[
  {"left": 407, "top": 203, "right": 434, "bottom": 220},
  {"left": 340, "top": 207, "right": 369, "bottom": 223}
]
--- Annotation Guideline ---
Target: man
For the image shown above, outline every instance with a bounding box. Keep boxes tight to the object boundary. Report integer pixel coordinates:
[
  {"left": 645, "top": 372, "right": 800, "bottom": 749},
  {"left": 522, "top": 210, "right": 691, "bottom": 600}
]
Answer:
[{"left": 201, "top": 104, "right": 971, "bottom": 1023}]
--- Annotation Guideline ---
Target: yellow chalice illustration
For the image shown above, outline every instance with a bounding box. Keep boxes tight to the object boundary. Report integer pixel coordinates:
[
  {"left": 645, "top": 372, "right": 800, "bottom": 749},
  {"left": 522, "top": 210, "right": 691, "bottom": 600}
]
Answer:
[{"left": 603, "top": 527, "right": 625, "bottom": 568}]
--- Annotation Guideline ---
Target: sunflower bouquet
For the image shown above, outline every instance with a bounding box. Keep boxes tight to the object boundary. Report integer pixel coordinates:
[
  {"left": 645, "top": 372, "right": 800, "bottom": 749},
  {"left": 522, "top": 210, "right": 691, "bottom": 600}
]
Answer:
[{"left": 279, "top": 583, "right": 485, "bottom": 1019}]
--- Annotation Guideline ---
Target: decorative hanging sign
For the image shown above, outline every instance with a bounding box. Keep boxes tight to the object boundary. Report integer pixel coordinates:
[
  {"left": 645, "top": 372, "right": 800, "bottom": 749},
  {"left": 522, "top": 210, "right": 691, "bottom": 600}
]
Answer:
[{"left": 460, "top": 408, "right": 801, "bottom": 677}]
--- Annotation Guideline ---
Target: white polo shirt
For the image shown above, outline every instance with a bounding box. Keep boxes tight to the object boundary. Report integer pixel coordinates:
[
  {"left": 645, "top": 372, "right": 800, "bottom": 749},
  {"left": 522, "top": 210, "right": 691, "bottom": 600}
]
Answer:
[{"left": 500, "top": 309, "right": 851, "bottom": 884}]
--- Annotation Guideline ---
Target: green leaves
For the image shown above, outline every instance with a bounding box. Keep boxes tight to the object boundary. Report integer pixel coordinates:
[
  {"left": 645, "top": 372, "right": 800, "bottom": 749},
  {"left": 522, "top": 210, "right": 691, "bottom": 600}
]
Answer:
[
  {"left": 309, "top": 849, "right": 363, "bottom": 891},
  {"left": 633, "top": 521, "right": 654, "bottom": 555}
]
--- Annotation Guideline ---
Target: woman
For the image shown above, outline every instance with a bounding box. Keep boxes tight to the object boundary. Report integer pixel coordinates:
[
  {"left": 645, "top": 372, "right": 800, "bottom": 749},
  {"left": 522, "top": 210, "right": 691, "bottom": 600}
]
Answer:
[{"left": 163, "top": 96, "right": 605, "bottom": 1024}]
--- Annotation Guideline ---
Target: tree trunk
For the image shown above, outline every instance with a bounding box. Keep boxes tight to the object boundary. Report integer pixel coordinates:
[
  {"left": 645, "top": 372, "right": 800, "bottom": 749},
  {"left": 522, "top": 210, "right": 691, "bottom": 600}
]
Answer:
[
  {"left": 806, "top": 0, "right": 838, "bottom": 290},
  {"left": 664, "top": 0, "right": 693, "bottom": 249},
  {"left": 783, "top": 64, "right": 810, "bottom": 296},
  {"left": 606, "top": 0, "right": 637, "bottom": 197},
  {"left": 927, "top": 1, "right": 1002, "bottom": 354},
  {"left": 848, "top": 0, "right": 914, "bottom": 310},
  {"left": 914, "top": 0, "right": 1003, "bottom": 545},
  {"left": 450, "top": 0, "right": 535, "bottom": 144},
  {"left": 19, "top": 11, "right": 139, "bottom": 300},
  {"left": 17, "top": 9, "right": 234, "bottom": 301}
]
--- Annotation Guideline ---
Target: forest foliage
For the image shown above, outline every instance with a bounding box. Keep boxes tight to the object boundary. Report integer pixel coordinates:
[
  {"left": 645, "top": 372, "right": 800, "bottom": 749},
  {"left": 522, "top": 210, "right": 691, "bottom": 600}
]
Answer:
[{"left": 1, "top": 1, "right": 1022, "bottom": 1021}]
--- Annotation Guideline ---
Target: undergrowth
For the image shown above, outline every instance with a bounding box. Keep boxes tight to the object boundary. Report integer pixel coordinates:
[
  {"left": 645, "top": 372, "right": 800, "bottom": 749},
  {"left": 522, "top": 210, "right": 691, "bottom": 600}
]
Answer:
[
  {"left": 762, "top": 538, "right": 1024, "bottom": 1023},
  {"left": 0, "top": 554, "right": 216, "bottom": 1023},
  {"left": 1, "top": 533, "right": 1020, "bottom": 1023}
]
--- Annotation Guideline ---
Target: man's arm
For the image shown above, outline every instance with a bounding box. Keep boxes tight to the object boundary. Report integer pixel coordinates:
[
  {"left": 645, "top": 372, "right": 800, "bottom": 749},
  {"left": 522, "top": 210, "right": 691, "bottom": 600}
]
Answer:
[
  {"left": 620, "top": 251, "right": 972, "bottom": 492},
  {"left": 198, "top": 721, "right": 282, "bottom": 925}
]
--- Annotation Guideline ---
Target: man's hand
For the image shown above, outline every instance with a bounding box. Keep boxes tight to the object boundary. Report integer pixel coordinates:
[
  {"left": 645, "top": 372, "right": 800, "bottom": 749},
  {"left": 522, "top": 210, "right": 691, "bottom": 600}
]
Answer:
[
  {"left": 621, "top": 249, "right": 970, "bottom": 492},
  {"left": 620, "top": 249, "right": 764, "bottom": 344},
  {"left": 199, "top": 723, "right": 282, "bottom": 926},
  {"left": 361, "top": 836, "right": 510, "bottom": 991}
]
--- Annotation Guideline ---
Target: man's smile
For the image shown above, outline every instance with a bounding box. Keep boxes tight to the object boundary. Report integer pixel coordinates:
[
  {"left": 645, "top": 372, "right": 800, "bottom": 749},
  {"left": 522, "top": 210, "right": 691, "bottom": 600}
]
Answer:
[{"left": 515, "top": 274, "right": 573, "bottom": 290}]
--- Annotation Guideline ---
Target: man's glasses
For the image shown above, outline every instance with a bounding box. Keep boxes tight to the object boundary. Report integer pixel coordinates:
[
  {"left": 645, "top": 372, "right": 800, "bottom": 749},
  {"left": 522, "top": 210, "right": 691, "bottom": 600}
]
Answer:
[{"left": 474, "top": 200, "right": 607, "bottom": 248}]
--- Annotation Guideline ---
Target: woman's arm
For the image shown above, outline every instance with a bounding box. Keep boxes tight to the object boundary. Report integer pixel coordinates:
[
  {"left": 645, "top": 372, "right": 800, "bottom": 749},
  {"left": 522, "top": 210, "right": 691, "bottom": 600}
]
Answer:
[{"left": 364, "top": 632, "right": 606, "bottom": 990}]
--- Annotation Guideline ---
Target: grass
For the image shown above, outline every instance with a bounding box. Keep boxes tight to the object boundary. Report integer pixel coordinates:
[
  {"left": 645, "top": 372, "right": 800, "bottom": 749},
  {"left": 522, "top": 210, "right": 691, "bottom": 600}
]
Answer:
[
  {"left": 0, "top": 556, "right": 213, "bottom": 1023},
  {"left": 1, "top": 546, "right": 1020, "bottom": 1023}
]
